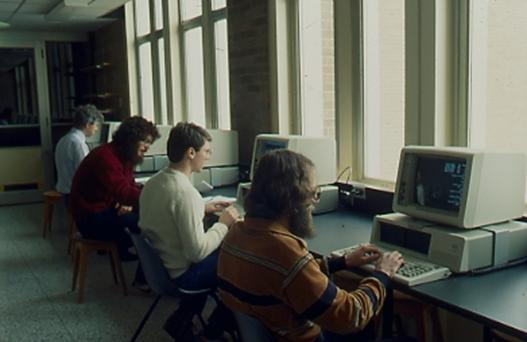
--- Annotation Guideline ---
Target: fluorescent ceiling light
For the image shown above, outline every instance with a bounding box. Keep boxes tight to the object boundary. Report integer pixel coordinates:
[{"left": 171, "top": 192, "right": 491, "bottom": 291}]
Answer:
[{"left": 0, "top": 21, "right": 9, "bottom": 29}]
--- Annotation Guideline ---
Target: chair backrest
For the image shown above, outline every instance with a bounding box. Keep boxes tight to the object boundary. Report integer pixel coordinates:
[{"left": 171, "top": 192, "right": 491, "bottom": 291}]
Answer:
[
  {"left": 234, "top": 311, "right": 276, "bottom": 342},
  {"left": 127, "top": 230, "right": 180, "bottom": 296}
]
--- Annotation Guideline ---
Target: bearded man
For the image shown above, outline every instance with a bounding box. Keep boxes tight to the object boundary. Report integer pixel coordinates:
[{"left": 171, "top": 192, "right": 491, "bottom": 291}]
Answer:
[
  {"left": 218, "top": 149, "right": 404, "bottom": 342},
  {"left": 70, "top": 116, "right": 159, "bottom": 261}
]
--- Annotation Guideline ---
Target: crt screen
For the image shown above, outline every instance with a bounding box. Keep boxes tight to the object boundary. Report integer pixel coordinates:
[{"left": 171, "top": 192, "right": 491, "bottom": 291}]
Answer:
[
  {"left": 261, "top": 140, "right": 287, "bottom": 153},
  {"left": 252, "top": 140, "right": 287, "bottom": 177},
  {"left": 414, "top": 156, "right": 466, "bottom": 212}
]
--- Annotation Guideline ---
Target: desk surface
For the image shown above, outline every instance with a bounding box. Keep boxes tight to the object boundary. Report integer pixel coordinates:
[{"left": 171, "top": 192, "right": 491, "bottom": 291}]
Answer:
[{"left": 308, "top": 208, "right": 527, "bottom": 341}]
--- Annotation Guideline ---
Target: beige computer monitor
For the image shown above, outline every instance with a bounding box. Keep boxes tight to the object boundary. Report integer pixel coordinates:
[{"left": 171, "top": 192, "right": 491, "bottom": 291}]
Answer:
[
  {"left": 393, "top": 146, "right": 526, "bottom": 228},
  {"left": 250, "top": 134, "right": 337, "bottom": 186}
]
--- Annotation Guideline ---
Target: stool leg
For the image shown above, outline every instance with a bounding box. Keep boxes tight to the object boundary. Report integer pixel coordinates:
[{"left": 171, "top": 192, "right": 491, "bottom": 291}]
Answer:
[
  {"left": 108, "top": 252, "right": 118, "bottom": 284},
  {"left": 67, "top": 220, "right": 75, "bottom": 255},
  {"left": 110, "top": 246, "right": 127, "bottom": 296},
  {"left": 72, "top": 246, "right": 80, "bottom": 291},
  {"left": 77, "top": 248, "right": 88, "bottom": 303},
  {"left": 42, "top": 200, "right": 52, "bottom": 238}
]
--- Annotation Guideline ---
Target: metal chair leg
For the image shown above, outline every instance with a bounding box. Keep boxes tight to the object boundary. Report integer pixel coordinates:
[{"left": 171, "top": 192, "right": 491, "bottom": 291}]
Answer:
[{"left": 130, "top": 294, "right": 162, "bottom": 342}]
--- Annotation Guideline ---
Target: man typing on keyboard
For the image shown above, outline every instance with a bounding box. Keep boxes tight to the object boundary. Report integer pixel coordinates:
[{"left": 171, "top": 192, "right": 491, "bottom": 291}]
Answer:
[{"left": 218, "top": 150, "right": 405, "bottom": 342}]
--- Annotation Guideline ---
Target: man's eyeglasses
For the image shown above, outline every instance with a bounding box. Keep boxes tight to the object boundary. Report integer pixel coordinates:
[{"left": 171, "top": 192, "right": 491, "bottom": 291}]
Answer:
[
  {"left": 312, "top": 186, "right": 322, "bottom": 203},
  {"left": 139, "top": 140, "right": 152, "bottom": 150}
]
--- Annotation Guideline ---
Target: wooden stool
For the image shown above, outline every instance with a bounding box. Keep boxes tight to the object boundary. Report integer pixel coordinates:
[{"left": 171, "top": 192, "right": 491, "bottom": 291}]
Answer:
[
  {"left": 42, "top": 190, "right": 63, "bottom": 238},
  {"left": 71, "top": 233, "right": 128, "bottom": 303}
]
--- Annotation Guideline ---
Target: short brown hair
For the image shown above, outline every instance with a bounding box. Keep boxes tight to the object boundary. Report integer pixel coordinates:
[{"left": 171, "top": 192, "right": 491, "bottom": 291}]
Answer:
[
  {"left": 112, "top": 116, "right": 159, "bottom": 163},
  {"left": 167, "top": 122, "right": 212, "bottom": 163},
  {"left": 245, "top": 149, "right": 315, "bottom": 220}
]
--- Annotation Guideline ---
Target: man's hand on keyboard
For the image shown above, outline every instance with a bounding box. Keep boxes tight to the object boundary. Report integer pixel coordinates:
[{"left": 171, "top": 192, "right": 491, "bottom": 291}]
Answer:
[
  {"left": 375, "top": 251, "right": 404, "bottom": 278},
  {"left": 219, "top": 205, "right": 240, "bottom": 228},
  {"left": 205, "top": 200, "right": 232, "bottom": 214},
  {"left": 344, "top": 244, "right": 381, "bottom": 268}
]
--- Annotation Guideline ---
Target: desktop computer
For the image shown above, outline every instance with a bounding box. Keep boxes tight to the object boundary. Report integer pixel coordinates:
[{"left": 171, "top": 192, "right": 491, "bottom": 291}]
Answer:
[{"left": 333, "top": 146, "right": 527, "bottom": 286}]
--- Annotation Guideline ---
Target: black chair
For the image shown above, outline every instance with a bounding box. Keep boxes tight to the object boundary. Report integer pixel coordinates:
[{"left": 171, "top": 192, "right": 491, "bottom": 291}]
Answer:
[
  {"left": 233, "top": 311, "right": 275, "bottom": 342},
  {"left": 127, "top": 229, "right": 212, "bottom": 342}
]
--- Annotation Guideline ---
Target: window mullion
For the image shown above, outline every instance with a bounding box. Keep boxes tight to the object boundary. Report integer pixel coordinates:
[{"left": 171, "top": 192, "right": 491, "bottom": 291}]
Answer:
[
  {"left": 353, "top": 0, "right": 364, "bottom": 181},
  {"left": 289, "top": 0, "right": 301, "bottom": 134},
  {"left": 202, "top": 0, "right": 216, "bottom": 128},
  {"left": 149, "top": 1, "right": 162, "bottom": 123}
]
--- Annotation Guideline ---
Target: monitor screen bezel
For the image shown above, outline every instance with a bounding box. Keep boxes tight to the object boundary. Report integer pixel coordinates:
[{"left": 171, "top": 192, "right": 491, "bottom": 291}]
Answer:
[
  {"left": 249, "top": 136, "right": 289, "bottom": 180},
  {"left": 393, "top": 147, "right": 474, "bottom": 226}
]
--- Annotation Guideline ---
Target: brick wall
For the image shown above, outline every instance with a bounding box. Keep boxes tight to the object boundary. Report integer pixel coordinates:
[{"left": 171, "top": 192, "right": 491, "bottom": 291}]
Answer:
[{"left": 228, "top": 0, "right": 272, "bottom": 165}]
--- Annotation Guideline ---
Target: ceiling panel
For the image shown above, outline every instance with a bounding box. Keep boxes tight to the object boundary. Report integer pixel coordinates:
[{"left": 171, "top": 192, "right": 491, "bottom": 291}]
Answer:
[
  {"left": 0, "top": 3, "right": 18, "bottom": 12},
  {"left": 19, "top": 3, "right": 52, "bottom": 14},
  {"left": 0, "top": 0, "right": 127, "bottom": 33},
  {"left": 8, "top": 13, "right": 114, "bottom": 32}
]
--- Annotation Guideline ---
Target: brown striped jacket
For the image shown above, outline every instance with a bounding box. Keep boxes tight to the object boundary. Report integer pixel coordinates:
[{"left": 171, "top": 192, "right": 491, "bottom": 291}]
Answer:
[{"left": 217, "top": 217, "right": 389, "bottom": 342}]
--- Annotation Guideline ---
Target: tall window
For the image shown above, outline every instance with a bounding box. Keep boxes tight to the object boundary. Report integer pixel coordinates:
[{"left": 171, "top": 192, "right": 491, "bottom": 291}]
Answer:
[
  {"left": 129, "top": 0, "right": 230, "bottom": 127},
  {"left": 180, "top": 0, "right": 231, "bottom": 128},
  {"left": 134, "top": 0, "right": 168, "bottom": 123},
  {"left": 296, "top": 0, "right": 335, "bottom": 138},
  {"left": 362, "top": 0, "right": 405, "bottom": 184},
  {"left": 468, "top": 0, "right": 527, "bottom": 201}
]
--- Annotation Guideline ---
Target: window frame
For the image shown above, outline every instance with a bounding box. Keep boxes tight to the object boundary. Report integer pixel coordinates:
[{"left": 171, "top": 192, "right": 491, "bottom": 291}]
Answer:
[
  {"left": 332, "top": 0, "right": 469, "bottom": 190},
  {"left": 178, "top": 0, "right": 229, "bottom": 128},
  {"left": 126, "top": 0, "right": 230, "bottom": 128}
]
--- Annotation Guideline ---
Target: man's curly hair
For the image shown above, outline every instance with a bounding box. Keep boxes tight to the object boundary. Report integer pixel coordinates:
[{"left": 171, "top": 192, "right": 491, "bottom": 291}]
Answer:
[
  {"left": 245, "top": 149, "right": 315, "bottom": 220},
  {"left": 112, "top": 116, "right": 160, "bottom": 163}
]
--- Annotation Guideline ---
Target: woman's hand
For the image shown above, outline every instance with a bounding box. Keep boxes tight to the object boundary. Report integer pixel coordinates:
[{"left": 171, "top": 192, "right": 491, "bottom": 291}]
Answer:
[{"left": 115, "top": 203, "right": 133, "bottom": 216}]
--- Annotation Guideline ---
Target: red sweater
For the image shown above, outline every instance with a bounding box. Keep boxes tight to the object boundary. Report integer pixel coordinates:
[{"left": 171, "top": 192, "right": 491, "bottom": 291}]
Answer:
[{"left": 70, "top": 143, "right": 140, "bottom": 220}]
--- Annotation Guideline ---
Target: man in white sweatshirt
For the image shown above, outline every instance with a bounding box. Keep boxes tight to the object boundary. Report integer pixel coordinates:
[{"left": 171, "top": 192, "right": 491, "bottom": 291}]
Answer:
[{"left": 139, "top": 121, "right": 239, "bottom": 341}]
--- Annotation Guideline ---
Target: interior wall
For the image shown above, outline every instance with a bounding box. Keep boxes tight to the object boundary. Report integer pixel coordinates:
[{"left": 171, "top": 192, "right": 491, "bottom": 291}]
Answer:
[
  {"left": 0, "top": 147, "right": 43, "bottom": 190},
  {"left": 228, "top": 0, "right": 273, "bottom": 166}
]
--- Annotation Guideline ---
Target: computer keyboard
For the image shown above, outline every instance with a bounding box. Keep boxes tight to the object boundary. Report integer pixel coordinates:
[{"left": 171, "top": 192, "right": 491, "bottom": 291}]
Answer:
[{"left": 331, "top": 245, "right": 452, "bottom": 286}]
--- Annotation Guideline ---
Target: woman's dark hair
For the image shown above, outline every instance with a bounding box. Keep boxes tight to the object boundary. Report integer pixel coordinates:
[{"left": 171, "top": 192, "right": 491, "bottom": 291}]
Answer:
[
  {"left": 72, "top": 104, "right": 103, "bottom": 129},
  {"left": 167, "top": 122, "right": 212, "bottom": 163},
  {"left": 112, "top": 116, "right": 159, "bottom": 163},
  {"left": 245, "top": 149, "right": 315, "bottom": 220}
]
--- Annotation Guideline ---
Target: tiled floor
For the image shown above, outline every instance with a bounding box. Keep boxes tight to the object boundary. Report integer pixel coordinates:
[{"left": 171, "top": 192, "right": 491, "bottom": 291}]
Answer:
[{"left": 0, "top": 202, "right": 185, "bottom": 341}]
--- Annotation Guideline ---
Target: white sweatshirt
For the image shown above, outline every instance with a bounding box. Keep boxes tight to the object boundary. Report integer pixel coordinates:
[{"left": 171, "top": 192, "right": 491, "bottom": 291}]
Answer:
[{"left": 139, "top": 167, "right": 228, "bottom": 278}]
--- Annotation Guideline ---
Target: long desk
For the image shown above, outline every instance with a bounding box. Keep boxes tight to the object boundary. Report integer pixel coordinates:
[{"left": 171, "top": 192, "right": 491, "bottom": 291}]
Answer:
[{"left": 309, "top": 209, "right": 527, "bottom": 342}]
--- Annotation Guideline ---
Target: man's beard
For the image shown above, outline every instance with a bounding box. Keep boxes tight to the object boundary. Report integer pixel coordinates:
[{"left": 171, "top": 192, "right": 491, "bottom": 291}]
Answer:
[
  {"left": 133, "top": 154, "right": 144, "bottom": 166},
  {"left": 289, "top": 205, "right": 316, "bottom": 239}
]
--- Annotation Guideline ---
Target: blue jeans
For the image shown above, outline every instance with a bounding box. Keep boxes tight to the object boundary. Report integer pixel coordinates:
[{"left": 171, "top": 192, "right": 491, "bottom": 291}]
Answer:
[
  {"left": 173, "top": 250, "right": 220, "bottom": 291},
  {"left": 76, "top": 207, "right": 139, "bottom": 255},
  {"left": 167, "top": 250, "right": 235, "bottom": 339}
]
